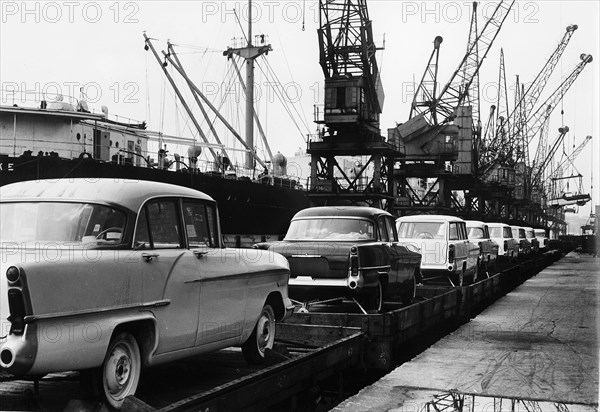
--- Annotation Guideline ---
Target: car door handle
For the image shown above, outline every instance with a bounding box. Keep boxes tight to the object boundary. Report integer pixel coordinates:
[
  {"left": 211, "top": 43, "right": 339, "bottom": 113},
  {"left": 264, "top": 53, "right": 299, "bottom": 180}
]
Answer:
[
  {"left": 142, "top": 253, "right": 159, "bottom": 262},
  {"left": 193, "top": 250, "right": 208, "bottom": 258}
]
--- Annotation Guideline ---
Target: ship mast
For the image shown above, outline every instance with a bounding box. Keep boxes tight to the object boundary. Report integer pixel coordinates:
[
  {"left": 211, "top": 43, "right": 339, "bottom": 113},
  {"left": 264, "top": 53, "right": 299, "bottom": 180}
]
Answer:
[{"left": 224, "top": 0, "right": 272, "bottom": 170}]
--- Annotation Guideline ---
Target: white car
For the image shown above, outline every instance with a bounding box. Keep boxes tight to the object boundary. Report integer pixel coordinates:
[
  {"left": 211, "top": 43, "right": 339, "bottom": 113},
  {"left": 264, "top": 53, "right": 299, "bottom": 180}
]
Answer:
[
  {"left": 524, "top": 227, "right": 540, "bottom": 253},
  {"left": 396, "top": 215, "right": 479, "bottom": 286},
  {"left": 487, "top": 223, "right": 519, "bottom": 263},
  {"left": 534, "top": 229, "right": 549, "bottom": 251},
  {"left": 465, "top": 220, "right": 499, "bottom": 274},
  {"left": 511, "top": 226, "right": 532, "bottom": 257}
]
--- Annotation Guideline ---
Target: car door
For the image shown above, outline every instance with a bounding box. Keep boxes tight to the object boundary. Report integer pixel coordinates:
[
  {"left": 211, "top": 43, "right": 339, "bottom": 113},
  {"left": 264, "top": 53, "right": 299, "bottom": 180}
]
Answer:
[
  {"left": 181, "top": 200, "right": 248, "bottom": 348},
  {"left": 135, "top": 198, "right": 200, "bottom": 354},
  {"left": 378, "top": 216, "right": 401, "bottom": 290},
  {"left": 449, "top": 221, "right": 467, "bottom": 269}
]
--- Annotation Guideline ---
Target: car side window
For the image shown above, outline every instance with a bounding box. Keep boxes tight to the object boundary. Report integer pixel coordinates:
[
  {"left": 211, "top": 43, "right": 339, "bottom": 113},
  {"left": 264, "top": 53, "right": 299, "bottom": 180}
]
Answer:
[
  {"left": 182, "top": 200, "right": 218, "bottom": 248},
  {"left": 449, "top": 222, "right": 459, "bottom": 240},
  {"left": 504, "top": 227, "right": 512, "bottom": 238},
  {"left": 135, "top": 199, "right": 182, "bottom": 249},
  {"left": 377, "top": 217, "right": 389, "bottom": 242}
]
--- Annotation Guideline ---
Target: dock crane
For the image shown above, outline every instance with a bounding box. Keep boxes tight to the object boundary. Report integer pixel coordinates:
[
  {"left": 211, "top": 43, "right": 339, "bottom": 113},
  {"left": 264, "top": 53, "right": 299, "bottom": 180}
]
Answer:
[
  {"left": 392, "top": 0, "right": 515, "bottom": 216},
  {"left": 308, "top": 0, "right": 401, "bottom": 210}
]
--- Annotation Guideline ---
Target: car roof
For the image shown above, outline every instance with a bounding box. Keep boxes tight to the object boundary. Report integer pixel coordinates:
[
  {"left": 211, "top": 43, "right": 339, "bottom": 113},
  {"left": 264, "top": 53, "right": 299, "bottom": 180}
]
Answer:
[
  {"left": 0, "top": 178, "right": 214, "bottom": 212},
  {"left": 396, "top": 214, "right": 465, "bottom": 222},
  {"left": 486, "top": 222, "right": 509, "bottom": 227},
  {"left": 465, "top": 220, "right": 486, "bottom": 226},
  {"left": 293, "top": 206, "right": 391, "bottom": 220}
]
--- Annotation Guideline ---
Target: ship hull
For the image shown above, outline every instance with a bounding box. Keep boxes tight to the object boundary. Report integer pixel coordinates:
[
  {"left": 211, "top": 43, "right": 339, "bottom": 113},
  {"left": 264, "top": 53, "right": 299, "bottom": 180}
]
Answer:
[{"left": 0, "top": 155, "right": 310, "bottom": 236}]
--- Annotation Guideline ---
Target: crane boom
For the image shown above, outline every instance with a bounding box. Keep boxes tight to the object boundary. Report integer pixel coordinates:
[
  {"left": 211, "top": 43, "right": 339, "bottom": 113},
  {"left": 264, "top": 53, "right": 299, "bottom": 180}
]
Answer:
[
  {"left": 432, "top": 0, "right": 514, "bottom": 123},
  {"left": 408, "top": 0, "right": 514, "bottom": 125}
]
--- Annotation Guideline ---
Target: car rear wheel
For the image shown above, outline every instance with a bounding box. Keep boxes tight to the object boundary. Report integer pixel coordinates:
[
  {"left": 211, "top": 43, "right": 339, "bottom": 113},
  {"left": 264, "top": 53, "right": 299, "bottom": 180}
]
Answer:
[
  {"left": 242, "top": 304, "right": 276, "bottom": 364},
  {"left": 401, "top": 272, "right": 417, "bottom": 305},
  {"left": 102, "top": 332, "right": 141, "bottom": 409},
  {"left": 358, "top": 280, "right": 383, "bottom": 313}
]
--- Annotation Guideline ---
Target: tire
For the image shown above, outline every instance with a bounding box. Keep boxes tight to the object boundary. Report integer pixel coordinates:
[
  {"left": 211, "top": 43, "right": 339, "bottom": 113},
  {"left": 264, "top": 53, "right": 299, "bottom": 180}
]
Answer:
[
  {"left": 401, "top": 274, "right": 416, "bottom": 305},
  {"left": 358, "top": 280, "right": 383, "bottom": 313},
  {"left": 101, "top": 332, "right": 141, "bottom": 410},
  {"left": 242, "top": 304, "right": 276, "bottom": 364}
]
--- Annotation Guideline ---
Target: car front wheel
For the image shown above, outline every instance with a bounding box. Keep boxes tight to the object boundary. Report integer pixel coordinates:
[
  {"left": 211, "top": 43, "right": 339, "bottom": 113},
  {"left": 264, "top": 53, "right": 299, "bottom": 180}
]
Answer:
[
  {"left": 242, "top": 304, "right": 276, "bottom": 364},
  {"left": 102, "top": 332, "right": 141, "bottom": 409}
]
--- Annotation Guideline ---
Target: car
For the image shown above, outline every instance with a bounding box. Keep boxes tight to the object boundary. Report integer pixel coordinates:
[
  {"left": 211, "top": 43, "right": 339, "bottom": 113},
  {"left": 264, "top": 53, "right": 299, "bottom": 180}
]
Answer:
[
  {"left": 487, "top": 222, "right": 520, "bottom": 263},
  {"left": 534, "top": 229, "right": 549, "bottom": 251},
  {"left": 524, "top": 227, "right": 540, "bottom": 253},
  {"left": 396, "top": 215, "right": 479, "bottom": 286},
  {"left": 255, "top": 206, "right": 422, "bottom": 312},
  {"left": 465, "top": 220, "right": 499, "bottom": 274},
  {"left": 0, "top": 179, "right": 293, "bottom": 409},
  {"left": 510, "top": 225, "right": 532, "bottom": 257}
]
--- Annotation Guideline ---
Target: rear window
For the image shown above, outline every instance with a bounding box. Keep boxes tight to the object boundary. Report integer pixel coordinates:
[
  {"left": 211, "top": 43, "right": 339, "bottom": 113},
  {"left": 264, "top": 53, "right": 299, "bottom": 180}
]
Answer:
[
  {"left": 489, "top": 227, "right": 501, "bottom": 238},
  {"left": 397, "top": 222, "right": 446, "bottom": 239},
  {"left": 285, "top": 218, "right": 375, "bottom": 241},
  {"left": 468, "top": 227, "right": 485, "bottom": 239},
  {"left": 0, "top": 201, "right": 126, "bottom": 246}
]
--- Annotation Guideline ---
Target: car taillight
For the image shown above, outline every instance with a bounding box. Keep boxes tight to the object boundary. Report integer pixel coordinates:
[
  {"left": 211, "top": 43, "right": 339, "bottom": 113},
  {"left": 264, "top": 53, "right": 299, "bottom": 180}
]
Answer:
[
  {"left": 6, "top": 266, "right": 20, "bottom": 284},
  {"left": 6, "top": 266, "right": 30, "bottom": 336},
  {"left": 7, "top": 290, "right": 26, "bottom": 335},
  {"left": 349, "top": 246, "right": 359, "bottom": 277},
  {"left": 448, "top": 244, "right": 455, "bottom": 263}
]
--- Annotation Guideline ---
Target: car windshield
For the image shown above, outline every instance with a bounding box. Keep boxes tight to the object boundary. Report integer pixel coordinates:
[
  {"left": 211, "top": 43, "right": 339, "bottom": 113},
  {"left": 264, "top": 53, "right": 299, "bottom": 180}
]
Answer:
[
  {"left": 489, "top": 227, "right": 502, "bottom": 238},
  {"left": 397, "top": 222, "right": 445, "bottom": 239},
  {"left": 535, "top": 230, "right": 545, "bottom": 237},
  {"left": 0, "top": 202, "right": 126, "bottom": 247},
  {"left": 468, "top": 227, "right": 485, "bottom": 239},
  {"left": 285, "top": 218, "right": 375, "bottom": 240}
]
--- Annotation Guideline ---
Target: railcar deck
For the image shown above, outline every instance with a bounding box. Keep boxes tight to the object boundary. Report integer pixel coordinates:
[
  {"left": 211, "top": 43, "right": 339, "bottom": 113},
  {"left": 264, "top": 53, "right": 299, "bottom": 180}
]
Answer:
[
  {"left": 333, "top": 252, "right": 599, "bottom": 411},
  {"left": 0, "top": 252, "right": 565, "bottom": 411}
]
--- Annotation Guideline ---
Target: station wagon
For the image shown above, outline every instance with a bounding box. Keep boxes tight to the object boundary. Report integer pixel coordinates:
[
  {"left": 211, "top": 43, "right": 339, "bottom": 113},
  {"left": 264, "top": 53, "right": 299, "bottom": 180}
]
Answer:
[
  {"left": 255, "top": 207, "right": 422, "bottom": 313},
  {"left": 524, "top": 227, "right": 540, "bottom": 253},
  {"left": 465, "top": 220, "right": 499, "bottom": 274},
  {"left": 487, "top": 222, "right": 519, "bottom": 262},
  {"left": 534, "top": 229, "right": 549, "bottom": 251},
  {"left": 511, "top": 225, "right": 532, "bottom": 257},
  {"left": 0, "top": 179, "right": 293, "bottom": 408},
  {"left": 396, "top": 215, "right": 479, "bottom": 286}
]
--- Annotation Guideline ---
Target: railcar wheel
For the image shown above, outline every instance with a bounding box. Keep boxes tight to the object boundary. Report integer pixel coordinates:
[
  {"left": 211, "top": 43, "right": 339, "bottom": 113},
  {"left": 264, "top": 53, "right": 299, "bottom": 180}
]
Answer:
[
  {"left": 102, "top": 332, "right": 141, "bottom": 409},
  {"left": 242, "top": 304, "right": 276, "bottom": 364}
]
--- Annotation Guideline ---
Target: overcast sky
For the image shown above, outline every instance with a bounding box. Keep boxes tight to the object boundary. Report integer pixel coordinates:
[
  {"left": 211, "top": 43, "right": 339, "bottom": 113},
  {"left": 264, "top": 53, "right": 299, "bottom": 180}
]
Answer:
[{"left": 1, "top": 0, "right": 598, "bottom": 220}]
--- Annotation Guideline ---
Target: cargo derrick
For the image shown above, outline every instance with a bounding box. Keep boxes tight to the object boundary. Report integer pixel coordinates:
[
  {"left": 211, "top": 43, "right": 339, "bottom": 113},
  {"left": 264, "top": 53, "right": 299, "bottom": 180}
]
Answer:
[
  {"left": 309, "top": 0, "right": 400, "bottom": 210},
  {"left": 509, "top": 53, "right": 593, "bottom": 225},
  {"left": 390, "top": 1, "right": 514, "bottom": 217},
  {"left": 477, "top": 25, "right": 583, "bottom": 226}
]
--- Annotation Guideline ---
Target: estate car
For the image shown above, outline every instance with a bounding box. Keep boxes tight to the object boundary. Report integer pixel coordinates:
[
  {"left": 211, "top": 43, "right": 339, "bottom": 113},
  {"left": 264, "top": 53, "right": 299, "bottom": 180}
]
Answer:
[
  {"left": 396, "top": 215, "right": 479, "bottom": 286},
  {"left": 534, "top": 229, "right": 549, "bottom": 251},
  {"left": 487, "top": 222, "right": 519, "bottom": 262},
  {"left": 511, "top": 225, "right": 532, "bottom": 257},
  {"left": 524, "top": 227, "right": 540, "bottom": 253},
  {"left": 465, "top": 220, "right": 499, "bottom": 274},
  {"left": 255, "top": 207, "right": 422, "bottom": 312},
  {"left": 0, "top": 179, "right": 293, "bottom": 408}
]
